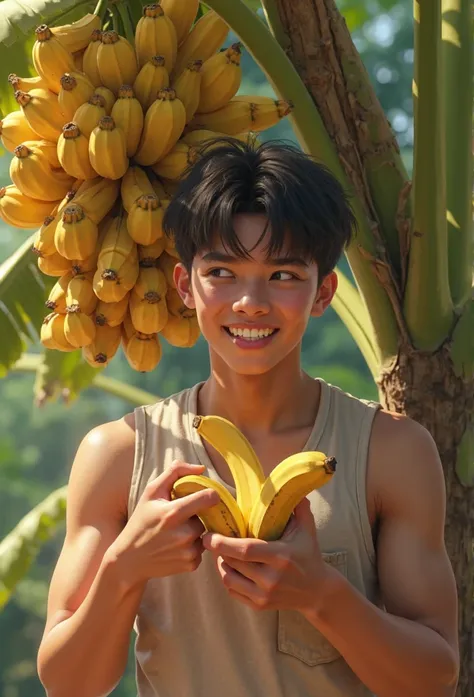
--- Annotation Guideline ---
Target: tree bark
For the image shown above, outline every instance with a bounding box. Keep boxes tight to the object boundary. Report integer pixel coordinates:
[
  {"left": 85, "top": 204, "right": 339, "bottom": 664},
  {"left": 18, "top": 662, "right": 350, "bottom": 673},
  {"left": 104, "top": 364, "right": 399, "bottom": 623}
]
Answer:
[{"left": 274, "top": 0, "right": 474, "bottom": 692}]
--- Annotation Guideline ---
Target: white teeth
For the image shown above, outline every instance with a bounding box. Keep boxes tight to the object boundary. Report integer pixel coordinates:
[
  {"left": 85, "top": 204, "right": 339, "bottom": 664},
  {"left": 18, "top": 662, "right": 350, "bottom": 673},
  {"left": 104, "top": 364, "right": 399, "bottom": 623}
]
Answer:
[{"left": 228, "top": 327, "right": 275, "bottom": 340}]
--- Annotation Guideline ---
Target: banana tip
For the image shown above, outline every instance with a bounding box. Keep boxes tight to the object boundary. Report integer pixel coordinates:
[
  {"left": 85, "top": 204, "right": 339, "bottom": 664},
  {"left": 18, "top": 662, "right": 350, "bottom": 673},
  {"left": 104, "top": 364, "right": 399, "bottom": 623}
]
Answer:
[
  {"left": 324, "top": 456, "right": 337, "bottom": 474},
  {"left": 192, "top": 415, "right": 203, "bottom": 429}
]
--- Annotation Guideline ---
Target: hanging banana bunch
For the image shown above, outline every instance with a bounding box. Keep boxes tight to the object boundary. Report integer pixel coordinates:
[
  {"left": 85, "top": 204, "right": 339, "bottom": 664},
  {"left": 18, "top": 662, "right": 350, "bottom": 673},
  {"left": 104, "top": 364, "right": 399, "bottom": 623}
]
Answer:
[{"left": 0, "top": 0, "right": 294, "bottom": 372}]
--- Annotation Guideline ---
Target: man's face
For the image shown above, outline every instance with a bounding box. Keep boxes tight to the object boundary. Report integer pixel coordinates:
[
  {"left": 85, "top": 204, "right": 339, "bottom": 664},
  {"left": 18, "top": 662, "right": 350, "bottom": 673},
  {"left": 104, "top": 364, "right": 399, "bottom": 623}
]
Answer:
[{"left": 174, "top": 213, "right": 337, "bottom": 376}]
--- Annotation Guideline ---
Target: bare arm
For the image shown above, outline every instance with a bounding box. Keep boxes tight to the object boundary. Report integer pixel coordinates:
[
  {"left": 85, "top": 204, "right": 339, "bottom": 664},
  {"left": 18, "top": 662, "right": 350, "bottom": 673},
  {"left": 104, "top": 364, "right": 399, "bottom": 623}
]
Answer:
[
  {"left": 37, "top": 415, "right": 140, "bottom": 697},
  {"left": 303, "top": 413, "right": 460, "bottom": 697}
]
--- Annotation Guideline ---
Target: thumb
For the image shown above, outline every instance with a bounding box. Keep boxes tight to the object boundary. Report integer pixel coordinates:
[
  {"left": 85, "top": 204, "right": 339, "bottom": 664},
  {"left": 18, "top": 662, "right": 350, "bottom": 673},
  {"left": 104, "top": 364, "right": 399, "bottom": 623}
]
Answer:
[{"left": 145, "top": 460, "right": 206, "bottom": 501}]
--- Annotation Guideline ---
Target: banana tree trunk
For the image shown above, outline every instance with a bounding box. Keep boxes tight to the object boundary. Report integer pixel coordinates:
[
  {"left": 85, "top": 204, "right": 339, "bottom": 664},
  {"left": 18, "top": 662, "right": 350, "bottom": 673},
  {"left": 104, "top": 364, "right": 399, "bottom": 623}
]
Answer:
[{"left": 265, "top": 0, "right": 474, "bottom": 693}]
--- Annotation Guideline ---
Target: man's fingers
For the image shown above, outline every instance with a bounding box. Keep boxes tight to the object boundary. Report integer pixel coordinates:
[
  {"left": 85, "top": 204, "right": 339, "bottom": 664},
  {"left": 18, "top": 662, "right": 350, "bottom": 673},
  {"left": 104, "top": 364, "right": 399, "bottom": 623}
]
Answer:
[
  {"left": 146, "top": 460, "right": 206, "bottom": 501},
  {"left": 170, "top": 487, "right": 221, "bottom": 525}
]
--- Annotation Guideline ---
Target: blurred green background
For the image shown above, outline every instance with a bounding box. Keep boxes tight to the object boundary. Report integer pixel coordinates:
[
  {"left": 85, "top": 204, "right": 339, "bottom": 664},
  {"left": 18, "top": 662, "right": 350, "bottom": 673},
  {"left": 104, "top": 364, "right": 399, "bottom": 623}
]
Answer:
[{"left": 0, "top": 1, "right": 412, "bottom": 694}]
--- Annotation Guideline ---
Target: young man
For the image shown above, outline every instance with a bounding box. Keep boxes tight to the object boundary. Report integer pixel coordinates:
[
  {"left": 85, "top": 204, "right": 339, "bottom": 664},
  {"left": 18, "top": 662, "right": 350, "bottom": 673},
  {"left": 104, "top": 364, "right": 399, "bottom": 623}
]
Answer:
[{"left": 37, "top": 139, "right": 459, "bottom": 697}]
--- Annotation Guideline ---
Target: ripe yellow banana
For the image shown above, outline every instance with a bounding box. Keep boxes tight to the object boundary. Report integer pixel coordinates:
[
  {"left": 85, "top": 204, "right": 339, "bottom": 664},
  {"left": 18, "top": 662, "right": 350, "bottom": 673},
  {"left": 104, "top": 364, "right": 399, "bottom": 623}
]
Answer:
[
  {"left": 198, "top": 43, "right": 242, "bottom": 114},
  {"left": 82, "top": 29, "right": 102, "bottom": 87},
  {"left": 66, "top": 272, "right": 97, "bottom": 315},
  {"left": 247, "top": 453, "right": 336, "bottom": 541},
  {"left": 94, "top": 86, "right": 116, "bottom": 114},
  {"left": 58, "top": 71, "right": 95, "bottom": 121},
  {"left": 151, "top": 141, "right": 198, "bottom": 180},
  {"left": 32, "top": 24, "right": 75, "bottom": 93},
  {"left": 8, "top": 73, "right": 48, "bottom": 93},
  {"left": 10, "top": 143, "right": 74, "bottom": 201},
  {"left": 89, "top": 116, "right": 129, "bottom": 180},
  {"left": 64, "top": 310, "right": 96, "bottom": 348},
  {"left": 171, "top": 475, "right": 247, "bottom": 538},
  {"left": 160, "top": 313, "right": 200, "bottom": 348},
  {"left": 94, "top": 293, "right": 130, "bottom": 328},
  {"left": 73, "top": 177, "right": 120, "bottom": 224},
  {"left": 57, "top": 123, "right": 98, "bottom": 180},
  {"left": 40, "top": 312, "right": 75, "bottom": 351},
  {"left": 45, "top": 272, "right": 73, "bottom": 313},
  {"left": 97, "top": 31, "right": 138, "bottom": 95},
  {"left": 135, "top": 4, "right": 178, "bottom": 71},
  {"left": 123, "top": 331, "right": 162, "bottom": 372},
  {"left": 160, "top": 0, "right": 200, "bottom": 46},
  {"left": 33, "top": 213, "right": 59, "bottom": 257},
  {"left": 133, "top": 55, "right": 170, "bottom": 111},
  {"left": 0, "top": 111, "right": 38, "bottom": 153},
  {"left": 38, "top": 251, "right": 73, "bottom": 277},
  {"left": 110, "top": 85, "right": 144, "bottom": 157},
  {"left": 73, "top": 93, "right": 107, "bottom": 137},
  {"left": 0, "top": 185, "right": 56, "bottom": 229},
  {"left": 82, "top": 323, "right": 122, "bottom": 367},
  {"left": 135, "top": 88, "right": 186, "bottom": 166},
  {"left": 172, "top": 10, "right": 229, "bottom": 80},
  {"left": 138, "top": 237, "right": 166, "bottom": 267},
  {"left": 54, "top": 203, "right": 98, "bottom": 260},
  {"left": 15, "top": 88, "right": 65, "bottom": 141},
  {"left": 171, "top": 60, "right": 202, "bottom": 124},
  {"left": 193, "top": 415, "right": 265, "bottom": 528},
  {"left": 51, "top": 13, "right": 102, "bottom": 54},
  {"left": 128, "top": 195, "right": 164, "bottom": 245},
  {"left": 191, "top": 96, "right": 294, "bottom": 135},
  {"left": 121, "top": 165, "right": 155, "bottom": 211},
  {"left": 130, "top": 291, "right": 168, "bottom": 334},
  {"left": 24, "top": 139, "right": 61, "bottom": 169}
]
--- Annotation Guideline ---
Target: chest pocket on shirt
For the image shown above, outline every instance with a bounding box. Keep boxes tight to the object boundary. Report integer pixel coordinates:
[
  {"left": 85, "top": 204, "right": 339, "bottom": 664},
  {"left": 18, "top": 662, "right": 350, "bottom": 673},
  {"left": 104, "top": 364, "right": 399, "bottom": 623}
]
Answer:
[{"left": 277, "top": 550, "right": 347, "bottom": 666}]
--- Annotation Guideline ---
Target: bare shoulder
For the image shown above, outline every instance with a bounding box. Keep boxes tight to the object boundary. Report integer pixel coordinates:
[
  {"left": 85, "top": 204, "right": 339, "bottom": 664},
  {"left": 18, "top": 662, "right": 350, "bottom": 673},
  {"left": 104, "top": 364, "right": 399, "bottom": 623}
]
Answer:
[
  {"left": 68, "top": 411, "right": 137, "bottom": 525},
  {"left": 368, "top": 408, "right": 447, "bottom": 526}
]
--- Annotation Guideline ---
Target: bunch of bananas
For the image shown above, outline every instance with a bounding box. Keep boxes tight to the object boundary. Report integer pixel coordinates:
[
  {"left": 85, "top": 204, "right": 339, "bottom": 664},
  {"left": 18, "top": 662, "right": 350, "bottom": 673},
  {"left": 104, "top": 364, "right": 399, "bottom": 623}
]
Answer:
[
  {"left": 0, "top": 2, "right": 294, "bottom": 372},
  {"left": 171, "top": 415, "right": 336, "bottom": 540}
]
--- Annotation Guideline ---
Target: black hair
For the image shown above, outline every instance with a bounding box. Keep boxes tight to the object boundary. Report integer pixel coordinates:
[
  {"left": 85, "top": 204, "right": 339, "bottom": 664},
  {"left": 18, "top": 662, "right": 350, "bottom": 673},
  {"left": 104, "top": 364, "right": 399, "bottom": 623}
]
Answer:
[{"left": 162, "top": 137, "right": 356, "bottom": 280}]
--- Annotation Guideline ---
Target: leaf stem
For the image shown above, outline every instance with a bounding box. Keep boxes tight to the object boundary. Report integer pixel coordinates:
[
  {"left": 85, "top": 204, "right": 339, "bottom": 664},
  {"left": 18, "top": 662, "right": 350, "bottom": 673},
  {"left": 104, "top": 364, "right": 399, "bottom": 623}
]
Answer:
[
  {"left": 403, "top": 0, "right": 454, "bottom": 349},
  {"left": 117, "top": 2, "right": 136, "bottom": 44},
  {"left": 94, "top": 0, "right": 109, "bottom": 21}
]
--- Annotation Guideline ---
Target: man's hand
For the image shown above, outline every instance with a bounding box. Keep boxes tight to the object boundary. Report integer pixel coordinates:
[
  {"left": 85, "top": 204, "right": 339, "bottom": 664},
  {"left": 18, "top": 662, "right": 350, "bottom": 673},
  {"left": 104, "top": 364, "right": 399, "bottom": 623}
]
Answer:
[{"left": 202, "top": 497, "right": 339, "bottom": 613}]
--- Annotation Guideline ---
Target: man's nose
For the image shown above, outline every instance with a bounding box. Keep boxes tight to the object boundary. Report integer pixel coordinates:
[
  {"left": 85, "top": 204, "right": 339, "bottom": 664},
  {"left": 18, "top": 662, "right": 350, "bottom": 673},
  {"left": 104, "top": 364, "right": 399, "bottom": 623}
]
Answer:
[{"left": 232, "top": 281, "right": 270, "bottom": 316}]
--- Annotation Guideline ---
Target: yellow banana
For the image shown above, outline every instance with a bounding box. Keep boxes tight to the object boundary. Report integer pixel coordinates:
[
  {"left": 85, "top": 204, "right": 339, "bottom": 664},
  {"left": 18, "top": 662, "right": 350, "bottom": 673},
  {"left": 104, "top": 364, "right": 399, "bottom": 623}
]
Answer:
[
  {"left": 128, "top": 195, "right": 164, "bottom": 245},
  {"left": 73, "top": 48, "right": 85, "bottom": 73},
  {"left": 10, "top": 143, "right": 74, "bottom": 201},
  {"left": 110, "top": 85, "right": 144, "bottom": 157},
  {"left": 40, "top": 313, "right": 75, "bottom": 351},
  {"left": 57, "top": 123, "right": 98, "bottom": 180},
  {"left": 135, "top": 4, "right": 178, "bottom": 71},
  {"left": 138, "top": 237, "right": 167, "bottom": 266},
  {"left": 160, "top": 312, "right": 200, "bottom": 348},
  {"left": 198, "top": 43, "right": 242, "bottom": 114},
  {"left": 133, "top": 55, "right": 170, "bottom": 111},
  {"left": 172, "top": 10, "right": 229, "bottom": 80},
  {"left": 38, "top": 251, "right": 73, "bottom": 277},
  {"left": 8, "top": 73, "right": 48, "bottom": 93},
  {"left": 121, "top": 165, "right": 155, "bottom": 210},
  {"left": 66, "top": 272, "right": 97, "bottom": 315},
  {"left": 64, "top": 310, "right": 96, "bottom": 348},
  {"left": 32, "top": 24, "right": 75, "bottom": 93},
  {"left": 171, "top": 60, "right": 202, "bottom": 123},
  {"left": 54, "top": 203, "right": 98, "bottom": 260},
  {"left": 83, "top": 323, "right": 122, "bottom": 367},
  {"left": 123, "top": 331, "right": 162, "bottom": 372},
  {"left": 0, "top": 185, "right": 56, "bottom": 229},
  {"left": 135, "top": 87, "right": 186, "bottom": 166},
  {"left": 171, "top": 475, "right": 247, "bottom": 537},
  {"left": 159, "top": 0, "right": 199, "bottom": 46},
  {"left": 94, "top": 249, "right": 139, "bottom": 302},
  {"left": 191, "top": 96, "right": 294, "bottom": 135},
  {"left": 45, "top": 272, "right": 74, "bottom": 313},
  {"left": 73, "top": 177, "right": 120, "bottom": 224},
  {"left": 58, "top": 71, "right": 95, "bottom": 121},
  {"left": 0, "top": 111, "right": 38, "bottom": 153},
  {"left": 94, "top": 294, "right": 129, "bottom": 328},
  {"left": 97, "top": 31, "right": 138, "bottom": 95},
  {"left": 73, "top": 93, "right": 107, "bottom": 137},
  {"left": 151, "top": 141, "right": 198, "bottom": 180},
  {"left": 129, "top": 291, "right": 168, "bottom": 334},
  {"left": 15, "top": 88, "right": 65, "bottom": 141},
  {"left": 82, "top": 29, "right": 103, "bottom": 87},
  {"left": 193, "top": 415, "right": 266, "bottom": 527},
  {"left": 98, "top": 214, "right": 136, "bottom": 268},
  {"left": 89, "top": 116, "right": 129, "bottom": 180},
  {"left": 33, "top": 214, "right": 59, "bottom": 257},
  {"left": 94, "top": 86, "right": 116, "bottom": 114},
  {"left": 247, "top": 453, "right": 336, "bottom": 541},
  {"left": 21, "top": 139, "right": 61, "bottom": 169},
  {"left": 51, "top": 13, "right": 101, "bottom": 54}
]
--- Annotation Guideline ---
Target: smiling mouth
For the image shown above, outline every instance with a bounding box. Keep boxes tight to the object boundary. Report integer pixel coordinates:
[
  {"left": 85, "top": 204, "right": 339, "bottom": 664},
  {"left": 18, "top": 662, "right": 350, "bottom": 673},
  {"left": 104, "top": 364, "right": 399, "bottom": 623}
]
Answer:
[{"left": 224, "top": 327, "right": 279, "bottom": 341}]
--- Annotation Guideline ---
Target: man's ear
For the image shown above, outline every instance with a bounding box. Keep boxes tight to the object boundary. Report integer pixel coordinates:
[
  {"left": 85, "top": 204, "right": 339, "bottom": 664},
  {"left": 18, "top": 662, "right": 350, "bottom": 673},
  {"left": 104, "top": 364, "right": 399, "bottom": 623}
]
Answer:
[
  {"left": 310, "top": 270, "right": 338, "bottom": 317},
  {"left": 174, "top": 262, "right": 195, "bottom": 309}
]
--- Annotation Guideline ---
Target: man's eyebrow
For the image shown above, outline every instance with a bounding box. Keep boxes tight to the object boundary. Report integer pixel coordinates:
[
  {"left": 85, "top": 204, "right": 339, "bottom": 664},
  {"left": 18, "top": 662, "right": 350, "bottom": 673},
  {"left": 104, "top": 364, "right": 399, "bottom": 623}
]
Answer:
[{"left": 201, "top": 251, "right": 309, "bottom": 267}]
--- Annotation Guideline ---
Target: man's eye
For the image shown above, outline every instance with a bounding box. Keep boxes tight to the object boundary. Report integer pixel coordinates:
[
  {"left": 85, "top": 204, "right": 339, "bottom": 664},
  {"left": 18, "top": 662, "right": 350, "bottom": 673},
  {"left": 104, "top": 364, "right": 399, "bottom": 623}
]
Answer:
[
  {"left": 208, "top": 268, "right": 233, "bottom": 278},
  {"left": 272, "top": 271, "right": 297, "bottom": 281}
]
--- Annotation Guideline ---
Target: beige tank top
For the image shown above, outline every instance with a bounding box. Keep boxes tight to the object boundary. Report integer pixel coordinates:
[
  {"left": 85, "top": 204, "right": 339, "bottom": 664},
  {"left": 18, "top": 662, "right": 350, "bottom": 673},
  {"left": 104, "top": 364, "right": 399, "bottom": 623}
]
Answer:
[{"left": 128, "top": 378, "right": 382, "bottom": 697}]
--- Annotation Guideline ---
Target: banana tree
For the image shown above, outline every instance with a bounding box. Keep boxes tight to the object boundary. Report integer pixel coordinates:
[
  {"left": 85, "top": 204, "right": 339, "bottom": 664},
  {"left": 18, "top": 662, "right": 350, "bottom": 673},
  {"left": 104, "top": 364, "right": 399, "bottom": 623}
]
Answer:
[{"left": 0, "top": 0, "right": 472, "bottom": 693}]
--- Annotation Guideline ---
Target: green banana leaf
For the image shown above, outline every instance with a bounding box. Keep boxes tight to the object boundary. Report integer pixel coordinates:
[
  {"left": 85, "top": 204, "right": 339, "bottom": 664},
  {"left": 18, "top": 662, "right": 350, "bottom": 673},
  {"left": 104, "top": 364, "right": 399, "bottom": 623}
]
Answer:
[{"left": 0, "top": 485, "right": 67, "bottom": 609}]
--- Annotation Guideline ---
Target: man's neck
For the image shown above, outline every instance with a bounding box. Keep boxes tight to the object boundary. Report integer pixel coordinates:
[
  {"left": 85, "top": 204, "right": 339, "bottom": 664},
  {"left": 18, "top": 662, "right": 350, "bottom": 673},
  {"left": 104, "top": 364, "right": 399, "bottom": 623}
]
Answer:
[{"left": 197, "top": 352, "right": 321, "bottom": 438}]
